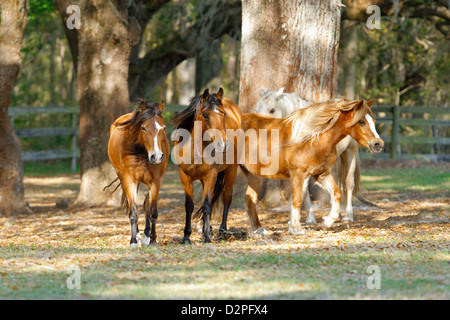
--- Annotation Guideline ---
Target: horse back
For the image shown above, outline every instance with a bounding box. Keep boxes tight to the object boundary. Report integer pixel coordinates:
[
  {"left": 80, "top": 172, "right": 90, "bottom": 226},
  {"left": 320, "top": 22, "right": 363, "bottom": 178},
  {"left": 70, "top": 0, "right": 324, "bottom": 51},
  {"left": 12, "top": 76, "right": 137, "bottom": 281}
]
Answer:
[{"left": 223, "top": 97, "right": 243, "bottom": 130}]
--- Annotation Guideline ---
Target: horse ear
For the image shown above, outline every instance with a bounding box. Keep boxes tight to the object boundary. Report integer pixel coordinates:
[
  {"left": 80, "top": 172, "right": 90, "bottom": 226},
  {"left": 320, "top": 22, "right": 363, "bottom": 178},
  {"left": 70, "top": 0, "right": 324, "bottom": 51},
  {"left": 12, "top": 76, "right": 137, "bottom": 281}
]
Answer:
[
  {"left": 216, "top": 87, "right": 224, "bottom": 99},
  {"left": 258, "top": 88, "right": 266, "bottom": 97},
  {"left": 138, "top": 99, "right": 147, "bottom": 111},
  {"left": 367, "top": 98, "right": 375, "bottom": 107},
  {"left": 354, "top": 100, "right": 365, "bottom": 110},
  {"left": 275, "top": 87, "right": 284, "bottom": 99},
  {"left": 158, "top": 100, "right": 165, "bottom": 113},
  {"left": 202, "top": 88, "right": 210, "bottom": 101}
]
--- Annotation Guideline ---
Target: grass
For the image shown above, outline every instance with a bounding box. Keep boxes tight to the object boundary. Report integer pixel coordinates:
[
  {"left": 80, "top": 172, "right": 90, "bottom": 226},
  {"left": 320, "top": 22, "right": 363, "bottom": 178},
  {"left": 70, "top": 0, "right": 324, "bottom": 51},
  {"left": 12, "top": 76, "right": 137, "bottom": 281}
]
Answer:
[
  {"left": 1, "top": 241, "right": 448, "bottom": 299},
  {"left": 361, "top": 167, "right": 450, "bottom": 192},
  {"left": 1, "top": 162, "right": 448, "bottom": 300}
]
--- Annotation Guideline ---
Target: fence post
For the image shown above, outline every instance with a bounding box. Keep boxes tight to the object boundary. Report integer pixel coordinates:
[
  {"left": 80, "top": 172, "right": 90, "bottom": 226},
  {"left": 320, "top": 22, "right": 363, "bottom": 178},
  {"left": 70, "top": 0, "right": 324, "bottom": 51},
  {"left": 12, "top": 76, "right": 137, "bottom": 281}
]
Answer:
[
  {"left": 71, "top": 112, "right": 78, "bottom": 172},
  {"left": 390, "top": 105, "right": 400, "bottom": 159}
]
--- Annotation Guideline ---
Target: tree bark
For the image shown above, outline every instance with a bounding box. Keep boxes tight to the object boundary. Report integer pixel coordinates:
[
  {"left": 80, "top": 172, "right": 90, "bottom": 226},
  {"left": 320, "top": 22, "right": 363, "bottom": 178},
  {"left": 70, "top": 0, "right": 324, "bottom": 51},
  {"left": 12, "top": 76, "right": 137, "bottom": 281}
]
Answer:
[
  {"left": 71, "top": 0, "right": 142, "bottom": 206},
  {"left": 0, "top": 0, "right": 31, "bottom": 215},
  {"left": 239, "top": 0, "right": 342, "bottom": 204},
  {"left": 239, "top": 0, "right": 342, "bottom": 112},
  {"left": 342, "top": 25, "right": 358, "bottom": 99}
]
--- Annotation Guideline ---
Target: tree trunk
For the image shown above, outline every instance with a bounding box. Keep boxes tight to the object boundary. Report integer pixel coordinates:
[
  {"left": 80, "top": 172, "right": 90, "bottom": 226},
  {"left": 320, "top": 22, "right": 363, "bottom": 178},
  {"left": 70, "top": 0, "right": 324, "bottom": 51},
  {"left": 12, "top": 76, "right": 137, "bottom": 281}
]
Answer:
[
  {"left": 342, "top": 25, "right": 358, "bottom": 99},
  {"left": 0, "top": 0, "right": 31, "bottom": 215},
  {"left": 239, "top": 0, "right": 341, "bottom": 112},
  {"left": 239, "top": 0, "right": 342, "bottom": 204},
  {"left": 176, "top": 58, "right": 196, "bottom": 105},
  {"left": 74, "top": 0, "right": 140, "bottom": 206}
]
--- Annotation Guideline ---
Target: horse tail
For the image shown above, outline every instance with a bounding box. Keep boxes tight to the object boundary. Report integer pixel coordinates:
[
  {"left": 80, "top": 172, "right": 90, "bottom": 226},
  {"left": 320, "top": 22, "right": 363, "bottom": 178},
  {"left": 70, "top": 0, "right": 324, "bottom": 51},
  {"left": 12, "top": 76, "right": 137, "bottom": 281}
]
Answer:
[
  {"left": 193, "top": 170, "right": 226, "bottom": 221},
  {"left": 340, "top": 152, "right": 379, "bottom": 207},
  {"left": 103, "top": 176, "right": 120, "bottom": 193}
]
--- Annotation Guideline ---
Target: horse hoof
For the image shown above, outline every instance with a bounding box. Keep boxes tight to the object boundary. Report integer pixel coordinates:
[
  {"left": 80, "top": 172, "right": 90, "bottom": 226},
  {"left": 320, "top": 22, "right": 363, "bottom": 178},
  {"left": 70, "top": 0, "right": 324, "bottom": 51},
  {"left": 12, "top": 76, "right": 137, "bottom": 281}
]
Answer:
[
  {"left": 342, "top": 217, "right": 353, "bottom": 223},
  {"left": 181, "top": 238, "right": 192, "bottom": 245},
  {"left": 288, "top": 222, "right": 305, "bottom": 235},
  {"left": 288, "top": 226, "right": 306, "bottom": 235},
  {"left": 254, "top": 227, "right": 268, "bottom": 236},
  {"left": 305, "top": 218, "right": 316, "bottom": 226},
  {"left": 129, "top": 242, "right": 141, "bottom": 249},
  {"left": 142, "top": 236, "right": 151, "bottom": 246},
  {"left": 322, "top": 216, "right": 337, "bottom": 230}
]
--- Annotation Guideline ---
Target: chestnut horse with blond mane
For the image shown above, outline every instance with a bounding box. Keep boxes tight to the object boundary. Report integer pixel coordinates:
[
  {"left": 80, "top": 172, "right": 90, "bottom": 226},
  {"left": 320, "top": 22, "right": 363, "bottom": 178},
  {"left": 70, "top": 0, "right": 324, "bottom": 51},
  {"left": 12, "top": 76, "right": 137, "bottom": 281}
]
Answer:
[
  {"left": 107, "top": 99, "right": 169, "bottom": 247},
  {"left": 239, "top": 98, "right": 383, "bottom": 234}
]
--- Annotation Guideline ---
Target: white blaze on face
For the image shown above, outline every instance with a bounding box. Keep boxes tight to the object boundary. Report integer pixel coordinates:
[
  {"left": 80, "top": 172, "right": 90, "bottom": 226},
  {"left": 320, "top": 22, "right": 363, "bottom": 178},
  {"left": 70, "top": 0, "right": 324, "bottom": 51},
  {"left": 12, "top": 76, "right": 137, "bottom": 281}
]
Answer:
[
  {"left": 365, "top": 114, "right": 380, "bottom": 139},
  {"left": 153, "top": 120, "right": 164, "bottom": 154},
  {"left": 149, "top": 120, "right": 164, "bottom": 163}
]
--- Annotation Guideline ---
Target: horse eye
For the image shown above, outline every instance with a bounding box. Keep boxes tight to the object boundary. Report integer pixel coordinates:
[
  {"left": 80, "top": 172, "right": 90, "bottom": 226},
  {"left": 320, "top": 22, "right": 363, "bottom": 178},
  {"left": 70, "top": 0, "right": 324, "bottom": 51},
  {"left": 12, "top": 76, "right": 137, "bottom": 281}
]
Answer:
[
  {"left": 203, "top": 112, "right": 209, "bottom": 119},
  {"left": 141, "top": 126, "right": 146, "bottom": 131},
  {"left": 269, "top": 108, "right": 276, "bottom": 114},
  {"left": 359, "top": 120, "right": 365, "bottom": 126}
]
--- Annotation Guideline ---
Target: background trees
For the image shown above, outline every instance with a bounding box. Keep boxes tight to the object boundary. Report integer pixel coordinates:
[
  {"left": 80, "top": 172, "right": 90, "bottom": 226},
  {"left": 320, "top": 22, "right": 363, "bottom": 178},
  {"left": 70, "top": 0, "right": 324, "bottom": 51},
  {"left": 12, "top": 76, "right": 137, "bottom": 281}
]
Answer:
[
  {"left": 1, "top": 0, "right": 449, "bottom": 213},
  {"left": 0, "top": 0, "right": 30, "bottom": 215}
]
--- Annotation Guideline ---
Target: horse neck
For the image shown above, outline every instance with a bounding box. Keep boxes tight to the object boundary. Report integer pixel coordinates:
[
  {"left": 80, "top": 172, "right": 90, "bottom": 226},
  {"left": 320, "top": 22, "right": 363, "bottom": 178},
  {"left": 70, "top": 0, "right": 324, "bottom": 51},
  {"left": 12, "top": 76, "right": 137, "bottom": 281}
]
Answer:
[{"left": 306, "top": 113, "right": 350, "bottom": 153}]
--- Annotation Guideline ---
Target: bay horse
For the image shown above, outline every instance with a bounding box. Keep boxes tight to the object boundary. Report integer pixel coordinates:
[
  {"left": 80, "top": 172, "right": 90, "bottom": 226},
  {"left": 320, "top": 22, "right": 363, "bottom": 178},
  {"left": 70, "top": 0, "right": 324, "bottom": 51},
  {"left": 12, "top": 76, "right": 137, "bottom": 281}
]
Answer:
[
  {"left": 254, "top": 88, "right": 365, "bottom": 224},
  {"left": 240, "top": 98, "right": 383, "bottom": 234},
  {"left": 106, "top": 99, "right": 169, "bottom": 247},
  {"left": 171, "top": 88, "right": 242, "bottom": 243}
]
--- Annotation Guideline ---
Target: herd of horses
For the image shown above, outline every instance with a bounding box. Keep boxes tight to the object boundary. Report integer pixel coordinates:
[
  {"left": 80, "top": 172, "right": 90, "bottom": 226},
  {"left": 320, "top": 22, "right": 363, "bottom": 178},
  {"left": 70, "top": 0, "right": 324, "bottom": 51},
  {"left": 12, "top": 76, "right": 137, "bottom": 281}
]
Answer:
[{"left": 107, "top": 88, "right": 384, "bottom": 247}]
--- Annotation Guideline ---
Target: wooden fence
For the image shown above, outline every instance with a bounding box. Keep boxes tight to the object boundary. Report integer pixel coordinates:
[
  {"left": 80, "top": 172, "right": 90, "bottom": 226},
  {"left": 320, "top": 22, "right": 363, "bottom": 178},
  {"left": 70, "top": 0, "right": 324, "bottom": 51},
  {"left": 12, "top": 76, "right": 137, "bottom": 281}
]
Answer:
[
  {"left": 9, "top": 106, "right": 79, "bottom": 171},
  {"left": 8, "top": 105, "right": 450, "bottom": 170},
  {"left": 364, "top": 105, "right": 450, "bottom": 161}
]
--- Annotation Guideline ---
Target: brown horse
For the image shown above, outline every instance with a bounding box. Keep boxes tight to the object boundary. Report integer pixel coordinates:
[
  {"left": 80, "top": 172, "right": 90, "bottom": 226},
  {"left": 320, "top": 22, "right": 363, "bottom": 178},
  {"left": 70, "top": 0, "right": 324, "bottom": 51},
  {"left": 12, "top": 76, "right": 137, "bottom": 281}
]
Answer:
[
  {"left": 171, "top": 88, "right": 242, "bottom": 243},
  {"left": 239, "top": 98, "right": 383, "bottom": 234},
  {"left": 107, "top": 99, "right": 169, "bottom": 247}
]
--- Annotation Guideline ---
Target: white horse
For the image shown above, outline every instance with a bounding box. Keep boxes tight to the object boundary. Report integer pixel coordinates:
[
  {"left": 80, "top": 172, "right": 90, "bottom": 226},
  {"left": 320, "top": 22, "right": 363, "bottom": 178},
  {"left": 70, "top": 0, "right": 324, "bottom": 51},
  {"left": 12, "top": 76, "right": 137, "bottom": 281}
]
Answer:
[{"left": 254, "top": 88, "right": 363, "bottom": 224}]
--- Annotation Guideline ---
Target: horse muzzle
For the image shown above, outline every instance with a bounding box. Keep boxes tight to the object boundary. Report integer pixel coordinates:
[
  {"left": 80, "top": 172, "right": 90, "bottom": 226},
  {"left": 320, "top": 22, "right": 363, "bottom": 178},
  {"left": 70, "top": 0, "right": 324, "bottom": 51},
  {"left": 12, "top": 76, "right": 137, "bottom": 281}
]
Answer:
[
  {"left": 369, "top": 139, "right": 384, "bottom": 154},
  {"left": 148, "top": 151, "right": 164, "bottom": 164},
  {"left": 215, "top": 140, "right": 230, "bottom": 153}
]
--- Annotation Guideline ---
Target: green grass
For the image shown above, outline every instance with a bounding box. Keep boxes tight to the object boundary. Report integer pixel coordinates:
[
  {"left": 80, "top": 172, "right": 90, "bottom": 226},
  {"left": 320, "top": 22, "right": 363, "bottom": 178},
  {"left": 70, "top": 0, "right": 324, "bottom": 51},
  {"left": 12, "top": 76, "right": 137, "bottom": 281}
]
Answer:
[
  {"left": 0, "top": 244, "right": 448, "bottom": 299},
  {"left": 361, "top": 167, "right": 450, "bottom": 192},
  {"left": 24, "top": 160, "right": 80, "bottom": 176}
]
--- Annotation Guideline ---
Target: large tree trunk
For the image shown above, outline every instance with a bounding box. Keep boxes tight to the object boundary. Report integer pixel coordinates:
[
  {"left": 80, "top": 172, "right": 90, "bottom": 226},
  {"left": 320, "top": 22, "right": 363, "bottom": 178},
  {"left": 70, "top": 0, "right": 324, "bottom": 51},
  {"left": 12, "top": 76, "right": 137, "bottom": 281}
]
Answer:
[
  {"left": 239, "top": 0, "right": 341, "bottom": 112},
  {"left": 342, "top": 25, "right": 358, "bottom": 99},
  {"left": 74, "top": 0, "right": 140, "bottom": 206},
  {"left": 0, "top": 0, "right": 31, "bottom": 215},
  {"left": 239, "top": 0, "right": 342, "bottom": 204}
]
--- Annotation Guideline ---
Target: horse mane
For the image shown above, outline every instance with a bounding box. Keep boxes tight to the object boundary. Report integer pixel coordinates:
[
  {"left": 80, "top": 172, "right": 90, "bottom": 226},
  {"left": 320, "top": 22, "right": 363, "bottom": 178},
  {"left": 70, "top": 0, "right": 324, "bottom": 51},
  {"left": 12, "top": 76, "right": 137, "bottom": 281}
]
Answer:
[
  {"left": 283, "top": 99, "right": 372, "bottom": 145},
  {"left": 117, "top": 98, "right": 162, "bottom": 137},
  {"left": 171, "top": 93, "right": 222, "bottom": 132}
]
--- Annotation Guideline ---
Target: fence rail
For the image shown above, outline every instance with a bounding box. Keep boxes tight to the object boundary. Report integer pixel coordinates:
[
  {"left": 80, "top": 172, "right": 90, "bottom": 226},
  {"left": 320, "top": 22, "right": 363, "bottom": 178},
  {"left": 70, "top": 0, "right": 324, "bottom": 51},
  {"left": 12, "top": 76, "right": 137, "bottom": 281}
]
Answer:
[
  {"left": 8, "top": 104, "right": 450, "bottom": 169},
  {"left": 363, "top": 105, "right": 450, "bottom": 161},
  {"left": 9, "top": 106, "right": 79, "bottom": 171}
]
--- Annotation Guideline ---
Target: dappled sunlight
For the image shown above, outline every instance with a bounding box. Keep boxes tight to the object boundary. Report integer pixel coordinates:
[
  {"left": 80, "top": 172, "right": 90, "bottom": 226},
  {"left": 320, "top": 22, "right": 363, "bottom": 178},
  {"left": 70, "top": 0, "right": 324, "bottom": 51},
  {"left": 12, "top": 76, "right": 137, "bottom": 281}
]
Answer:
[{"left": 1, "top": 163, "right": 448, "bottom": 299}]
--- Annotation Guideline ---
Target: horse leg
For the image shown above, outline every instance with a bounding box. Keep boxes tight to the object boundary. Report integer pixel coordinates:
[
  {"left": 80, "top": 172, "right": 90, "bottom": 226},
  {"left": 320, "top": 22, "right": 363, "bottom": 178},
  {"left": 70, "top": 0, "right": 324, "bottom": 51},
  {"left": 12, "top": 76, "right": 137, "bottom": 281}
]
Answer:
[
  {"left": 122, "top": 178, "right": 140, "bottom": 247},
  {"left": 243, "top": 170, "right": 266, "bottom": 235},
  {"left": 303, "top": 177, "right": 316, "bottom": 225},
  {"left": 143, "top": 178, "right": 162, "bottom": 245},
  {"left": 218, "top": 165, "right": 238, "bottom": 238},
  {"left": 341, "top": 144, "right": 358, "bottom": 223},
  {"left": 317, "top": 172, "right": 342, "bottom": 230},
  {"left": 288, "top": 172, "right": 306, "bottom": 235},
  {"left": 179, "top": 169, "right": 194, "bottom": 244},
  {"left": 200, "top": 172, "right": 217, "bottom": 243}
]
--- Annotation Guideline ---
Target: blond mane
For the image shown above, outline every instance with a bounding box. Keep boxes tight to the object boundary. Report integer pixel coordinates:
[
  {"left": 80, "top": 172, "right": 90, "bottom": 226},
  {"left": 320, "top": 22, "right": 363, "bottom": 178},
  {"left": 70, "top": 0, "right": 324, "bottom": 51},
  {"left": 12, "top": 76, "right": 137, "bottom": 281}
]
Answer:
[{"left": 283, "top": 99, "right": 372, "bottom": 145}]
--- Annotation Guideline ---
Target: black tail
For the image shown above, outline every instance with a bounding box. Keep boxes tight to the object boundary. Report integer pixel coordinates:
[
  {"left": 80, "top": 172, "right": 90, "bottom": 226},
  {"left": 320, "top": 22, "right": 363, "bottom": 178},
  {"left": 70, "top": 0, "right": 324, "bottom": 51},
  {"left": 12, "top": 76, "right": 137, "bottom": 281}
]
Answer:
[
  {"left": 193, "top": 170, "right": 226, "bottom": 220},
  {"left": 103, "top": 176, "right": 121, "bottom": 194}
]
